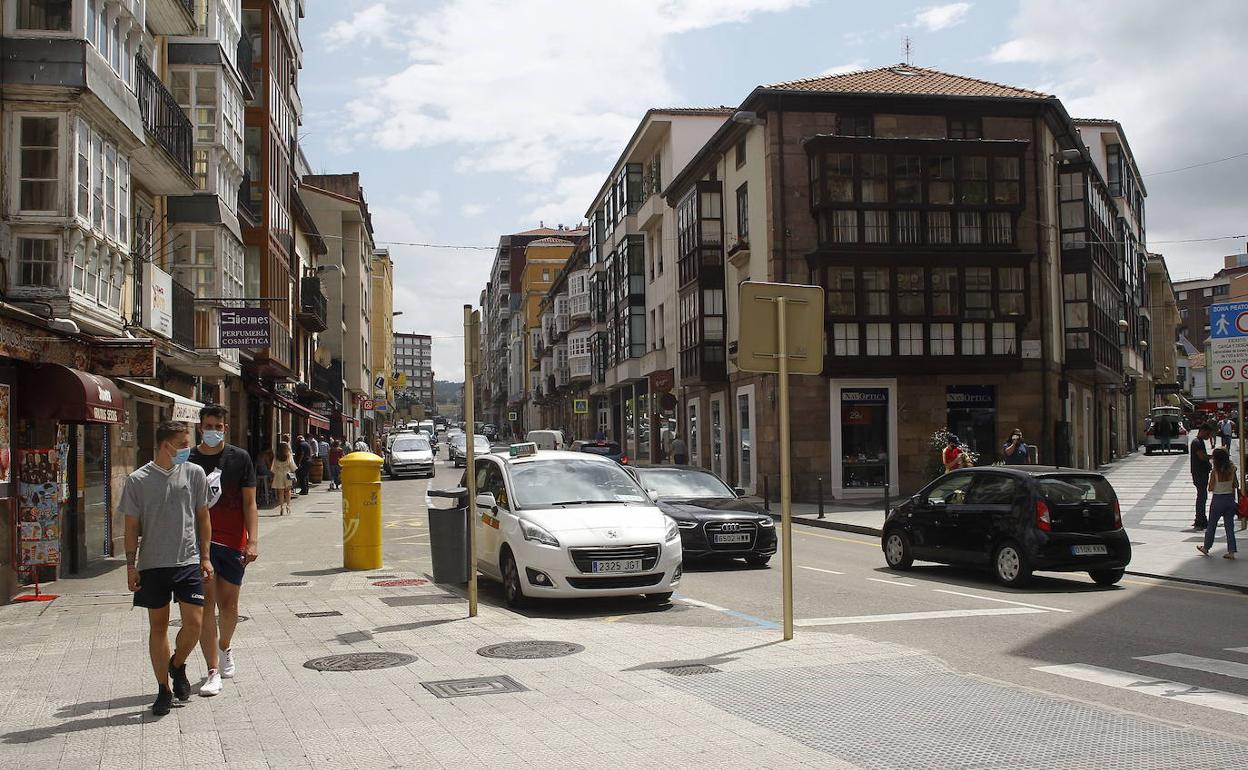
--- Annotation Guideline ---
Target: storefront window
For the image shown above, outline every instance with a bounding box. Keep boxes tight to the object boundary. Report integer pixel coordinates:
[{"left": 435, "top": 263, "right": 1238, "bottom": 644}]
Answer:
[
  {"left": 737, "top": 388, "right": 754, "bottom": 491},
  {"left": 636, "top": 386, "right": 650, "bottom": 461},
  {"left": 841, "top": 388, "right": 888, "bottom": 488},
  {"left": 710, "top": 396, "right": 724, "bottom": 477},
  {"left": 946, "top": 386, "right": 995, "bottom": 463},
  {"left": 623, "top": 387, "right": 635, "bottom": 459}
]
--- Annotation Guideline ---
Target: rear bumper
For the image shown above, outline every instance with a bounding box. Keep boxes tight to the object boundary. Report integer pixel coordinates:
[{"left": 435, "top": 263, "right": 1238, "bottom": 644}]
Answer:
[{"left": 1030, "top": 529, "right": 1132, "bottom": 571}]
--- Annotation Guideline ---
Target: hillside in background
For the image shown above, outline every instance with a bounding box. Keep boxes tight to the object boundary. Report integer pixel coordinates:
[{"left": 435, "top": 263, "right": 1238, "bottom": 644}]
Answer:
[{"left": 434, "top": 380, "right": 463, "bottom": 404}]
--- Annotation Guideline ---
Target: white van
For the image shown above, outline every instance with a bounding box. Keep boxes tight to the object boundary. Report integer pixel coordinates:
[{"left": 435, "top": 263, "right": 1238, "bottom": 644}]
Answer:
[{"left": 525, "top": 429, "right": 565, "bottom": 451}]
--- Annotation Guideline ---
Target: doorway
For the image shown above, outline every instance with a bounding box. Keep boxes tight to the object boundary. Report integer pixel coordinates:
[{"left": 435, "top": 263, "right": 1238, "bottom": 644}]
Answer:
[
  {"left": 710, "top": 394, "right": 724, "bottom": 478},
  {"left": 736, "top": 385, "right": 756, "bottom": 495}
]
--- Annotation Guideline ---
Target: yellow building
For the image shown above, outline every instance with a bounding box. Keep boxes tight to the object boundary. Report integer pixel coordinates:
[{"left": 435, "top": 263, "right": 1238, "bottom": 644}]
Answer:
[
  {"left": 520, "top": 238, "right": 576, "bottom": 407},
  {"left": 371, "top": 248, "right": 395, "bottom": 427}
]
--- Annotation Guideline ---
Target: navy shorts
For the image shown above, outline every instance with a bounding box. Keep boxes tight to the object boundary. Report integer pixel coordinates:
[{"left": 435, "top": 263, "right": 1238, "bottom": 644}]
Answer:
[
  {"left": 209, "top": 543, "right": 247, "bottom": 587},
  {"left": 133, "top": 564, "right": 205, "bottom": 609}
]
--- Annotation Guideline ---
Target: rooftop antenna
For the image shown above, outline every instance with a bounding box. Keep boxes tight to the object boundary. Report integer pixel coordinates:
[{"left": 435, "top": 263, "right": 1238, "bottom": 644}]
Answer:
[{"left": 903, "top": 36, "right": 913, "bottom": 66}]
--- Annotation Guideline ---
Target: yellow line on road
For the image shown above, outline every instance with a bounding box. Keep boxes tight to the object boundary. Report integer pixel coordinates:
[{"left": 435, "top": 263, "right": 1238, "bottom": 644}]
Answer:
[
  {"left": 603, "top": 615, "right": 626, "bottom": 623},
  {"left": 794, "top": 529, "right": 878, "bottom": 547}
]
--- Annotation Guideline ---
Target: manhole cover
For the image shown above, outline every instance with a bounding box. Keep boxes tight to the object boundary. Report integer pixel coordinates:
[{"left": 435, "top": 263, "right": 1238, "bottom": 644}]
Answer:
[
  {"left": 380, "top": 595, "right": 460, "bottom": 608},
  {"left": 171, "top": 615, "right": 248, "bottom": 628},
  {"left": 275, "top": 581, "right": 309, "bottom": 587},
  {"left": 660, "top": 664, "right": 720, "bottom": 676},
  {"left": 477, "top": 641, "right": 585, "bottom": 660},
  {"left": 295, "top": 611, "right": 342, "bottom": 618},
  {"left": 372, "top": 578, "right": 428, "bottom": 587},
  {"left": 421, "top": 675, "right": 527, "bottom": 698},
  {"left": 303, "top": 652, "right": 417, "bottom": 672}
]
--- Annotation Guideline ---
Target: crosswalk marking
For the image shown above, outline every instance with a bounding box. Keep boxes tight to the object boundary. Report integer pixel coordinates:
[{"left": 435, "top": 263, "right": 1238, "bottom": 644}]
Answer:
[
  {"left": 932, "top": 589, "right": 1072, "bottom": 613},
  {"left": 1136, "top": 653, "right": 1248, "bottom": 680},
  {"left": 795, "top": 607, "right": 1044, "bottom": 627},
  {"left": 798, "top": 565, "right": 845, "bottom": 575},
  {"left": 1035, "top": 664, "right": 1248, "bottom": 716}
]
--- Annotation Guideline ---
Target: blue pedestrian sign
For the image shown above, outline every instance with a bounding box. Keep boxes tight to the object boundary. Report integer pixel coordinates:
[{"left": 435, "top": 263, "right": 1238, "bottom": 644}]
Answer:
[
  {"left": 1209, "top": 301, "right": 1248, "bottom": 339},
  {"left": 1208, "top": 301, "right": 1248, "bottom": 384}
]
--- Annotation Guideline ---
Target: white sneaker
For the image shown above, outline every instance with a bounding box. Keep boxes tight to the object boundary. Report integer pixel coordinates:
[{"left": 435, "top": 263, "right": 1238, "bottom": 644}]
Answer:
[
  {"left": 200, "top": 670, "right": 223, "bottom": 697},
  {"left": 221, "top": 648, "right": 236, "bottom": 679}
]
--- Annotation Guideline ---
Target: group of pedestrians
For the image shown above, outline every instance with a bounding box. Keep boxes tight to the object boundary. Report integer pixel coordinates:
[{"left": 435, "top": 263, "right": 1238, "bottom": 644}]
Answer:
[
  {"left": 122, "top": 405, "right": 257, "bottom": 715},
  {"left": 1188, "top": 422, "right": 1241, "bottom": 560},
  {"left": 941, "top": 428, "right": 1032, "bottom": 472}
]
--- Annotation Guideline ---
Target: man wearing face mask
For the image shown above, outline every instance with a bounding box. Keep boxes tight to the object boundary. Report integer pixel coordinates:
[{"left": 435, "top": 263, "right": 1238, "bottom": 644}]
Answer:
[
  {"left": 189, "top": 404, "right": 257, "bottom": 697},
  {"left": 122, "top": 421, "right": 213, "bottom": 715}
]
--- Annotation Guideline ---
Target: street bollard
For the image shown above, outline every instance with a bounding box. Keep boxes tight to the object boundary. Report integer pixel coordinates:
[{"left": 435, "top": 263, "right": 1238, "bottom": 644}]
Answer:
[
  {"left": 340, "top": 451, "right": 384, "bottom": 570},
  {"left": 763, "top": 476, "right": 771, "bottom": 512},
  {"left": 817, "top": 476, "right": 825, "bottom": 519}
]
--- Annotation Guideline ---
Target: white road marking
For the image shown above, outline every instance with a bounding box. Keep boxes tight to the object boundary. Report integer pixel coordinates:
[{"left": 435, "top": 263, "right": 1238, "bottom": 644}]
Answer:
[
  {"left": 1136, "top": 653, "right": 1248, "bottom": 680},
  {"left": 799, "top": 565, "right": 844, "bottom": 575},
  {"left": 867, "top": 577, "right": 916, "bottom": 587},
  {"left": 678, "top": 596, "right": 731, "bottom": 612},
  {"left": 1228, "top": 647, "right": 1248, "bottom": 654},
  {"left": 795, "top": 607, "right": 1044, "bottom": 627},
  {"left": 1035, "top": 664, "right": 1248, "bottom": 716},
  {"left": 932, "top": 589, "right": 1072, "bottom": 613}
]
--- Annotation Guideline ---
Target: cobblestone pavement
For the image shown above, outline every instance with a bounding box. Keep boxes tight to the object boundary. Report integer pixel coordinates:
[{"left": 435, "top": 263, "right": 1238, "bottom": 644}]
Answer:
[{"left": 1, "top": 478, "right": 1245, "bottom": 769}]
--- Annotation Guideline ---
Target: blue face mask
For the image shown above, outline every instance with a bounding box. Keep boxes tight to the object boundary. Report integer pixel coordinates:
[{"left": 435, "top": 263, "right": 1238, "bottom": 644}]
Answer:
[
  {"left": 202, "top": 430, "right": 225, "bottom": 448},
  {"left": 173, "top": 447, "right": 192, "bottom": 465}
]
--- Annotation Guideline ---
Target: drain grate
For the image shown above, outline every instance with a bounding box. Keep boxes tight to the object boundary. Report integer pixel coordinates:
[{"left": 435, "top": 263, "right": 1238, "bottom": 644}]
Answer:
[
  {"left": 380, "top": 595, "right": 460, "bottom": 608},
  {"left": 275, "top": 581, "right": 309, "bottom": 587},
  {"left": 421, "top": 675, "right": 527, "bottom": 698},
  {"left": 372, "top": 578, "right": 428, "bottom": 588},
  {"left": 303, "top": 652, "right": 416, "bottom": 672},
  {"left": 295, "top": 610, "right": 342, "bottom": 618},
  {"left": 660, "top": 664, "right": 720, "bottom": 677},
  {"left": 171, "top": 615, "right": 248, "bottom": 628},
  {"left": 477, "top": 641, "right": 585, "bottom": 660}
]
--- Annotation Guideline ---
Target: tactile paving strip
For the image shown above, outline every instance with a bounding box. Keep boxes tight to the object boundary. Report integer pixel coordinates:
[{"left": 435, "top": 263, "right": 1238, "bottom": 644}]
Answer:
[{"left": 665, "top": 656, "right": 1248, "bottom": 769}]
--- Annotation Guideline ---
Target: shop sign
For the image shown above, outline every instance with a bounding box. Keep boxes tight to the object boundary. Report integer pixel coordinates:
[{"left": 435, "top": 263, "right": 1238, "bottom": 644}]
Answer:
[
  {"left": 649, "top": 369, "right": 675, "bottom": 394},
  {"left": 946, "top": 386, "right": 996, "bottom": 408},
  {"left": 0, "top": 384, "right": 9, "bottom": 484},
  {"left": 17, "top": 449, "right": 62, "bottom": 567},
  {"left": 218, "top": 308, "right": 271, "bottom": 349},
  {"left": 142, "top": 262, "right": 173, "bottom": 339},
  {"left": 841, "top": 389, "right": 888, "bottom": 404},
  {"left": 171, "top": 402, "right": 200, "bottom": 423}
]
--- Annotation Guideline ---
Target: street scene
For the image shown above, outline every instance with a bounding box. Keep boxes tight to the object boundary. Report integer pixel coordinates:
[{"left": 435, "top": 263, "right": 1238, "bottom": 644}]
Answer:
[{"left": 2, "top": 1, "right": 1248, "bottom": 768}]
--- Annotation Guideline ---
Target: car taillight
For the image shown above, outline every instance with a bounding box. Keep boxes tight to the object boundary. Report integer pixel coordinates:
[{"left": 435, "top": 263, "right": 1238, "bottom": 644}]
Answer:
[
  {"left": 1112, "top": 500, "right": 1122, "bottom": 530},
  {"left": 620, "top": 456, "right": 629, "bottom": 465},
  {"left": 1036, "top": 500, "right": 1052, "bottom": 532},
  {"left": 1145, "top": 427, "right": 1154, "bottom": 436}
]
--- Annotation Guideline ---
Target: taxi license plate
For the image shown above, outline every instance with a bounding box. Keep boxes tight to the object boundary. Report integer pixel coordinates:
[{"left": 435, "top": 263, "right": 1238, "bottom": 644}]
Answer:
[
  {"left": 714, "top": 533, "right": 751, "bottom": 544},
  {"left": 1071, "top": 544, "right": 1108, "bottom": 556},
  {"left": 591, "top": 559, "right": 642, "bottom": 573}
]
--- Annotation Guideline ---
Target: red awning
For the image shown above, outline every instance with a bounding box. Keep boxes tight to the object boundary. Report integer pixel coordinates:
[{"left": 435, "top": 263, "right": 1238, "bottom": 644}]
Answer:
[
  {"left": 274, "top": 392, "right": 330, "bottom": 430},
  {"left": 19, "top": 364, "right": 123, "bottom": 424}
]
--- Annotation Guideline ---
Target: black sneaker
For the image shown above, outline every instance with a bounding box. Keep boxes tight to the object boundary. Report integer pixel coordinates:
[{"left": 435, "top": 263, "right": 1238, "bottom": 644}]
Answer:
[
  {"left": 169, "top": 656, "right": 192, "bottom": 701},
  {"left": 152, "top": 686, "right": 173, "bottom": 716}
]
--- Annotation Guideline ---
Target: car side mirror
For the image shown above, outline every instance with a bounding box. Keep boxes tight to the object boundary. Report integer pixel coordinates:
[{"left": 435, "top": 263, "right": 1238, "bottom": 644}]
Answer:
[
  {"left": 476, "top": 492, "right": 498, "bottom": 512},
  {"left": 647, "top": 489, "right": 660, "bottom": 502},
  {"left": 927, "top": 498, "right": 947, "bottom": 509},
  {"left": 733, "top": 487, "right": 747, "bottom": 498}
]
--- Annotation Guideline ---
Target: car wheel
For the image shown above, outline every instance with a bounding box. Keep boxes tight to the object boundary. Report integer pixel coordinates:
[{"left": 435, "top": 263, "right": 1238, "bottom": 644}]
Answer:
[
  {"left": 1089, "top": 568, "right": 1124, "bottom": 587},
  {"left": 744, "top": 554, "right": 772, "bottom": 567},
  {"left": 643, "top": 592, "right": 673, "bottom": 603},
  {"left": 500, "top": 549, "right": 529, "bottom": 609},
  {"left": 883, "top": 530, "right": 914, "bottom": 570},
  {"left": 992, "top": 541, "right": 1032, "bottom": 587}
]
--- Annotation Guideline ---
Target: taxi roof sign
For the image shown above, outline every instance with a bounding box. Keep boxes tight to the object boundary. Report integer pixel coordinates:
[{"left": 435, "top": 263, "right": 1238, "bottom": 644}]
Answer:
[{"left": 509, "top": 442, "right": 538, "bottom": 458}]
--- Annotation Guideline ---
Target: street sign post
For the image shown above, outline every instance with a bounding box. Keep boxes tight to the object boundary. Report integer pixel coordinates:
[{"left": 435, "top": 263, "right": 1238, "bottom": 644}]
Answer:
[
  {"left": 1208, "top": 301, "right": 1248, "bottom": 491},
  {"left": 737, "top": 282, "right": 825, "bottom": 641},
  {"left": 463, "top": 305, "right": 481, "bottom": 618}
]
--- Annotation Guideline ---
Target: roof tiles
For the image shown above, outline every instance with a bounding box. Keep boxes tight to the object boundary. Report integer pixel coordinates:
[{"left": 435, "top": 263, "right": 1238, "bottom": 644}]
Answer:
[{"left": 768, "top": 64, "right": 1052, "bottom": 100}]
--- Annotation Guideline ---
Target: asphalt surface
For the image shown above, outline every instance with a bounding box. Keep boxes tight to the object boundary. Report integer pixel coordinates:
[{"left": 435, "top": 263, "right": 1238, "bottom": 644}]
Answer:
[{"left": 379, "top": 447, "right": 1248, "bottom": 740}]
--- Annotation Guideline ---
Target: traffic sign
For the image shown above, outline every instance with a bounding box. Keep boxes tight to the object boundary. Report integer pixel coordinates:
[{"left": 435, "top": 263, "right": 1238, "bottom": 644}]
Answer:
[
  {"left": 573, "top": 398, "right": 589, "bottom": 414},
  {"left": 1209, "top": 301, "right": 1248, "bottom": 383},
  {"left": 361, "top": 398, "right": 376, "bottom": 411}
]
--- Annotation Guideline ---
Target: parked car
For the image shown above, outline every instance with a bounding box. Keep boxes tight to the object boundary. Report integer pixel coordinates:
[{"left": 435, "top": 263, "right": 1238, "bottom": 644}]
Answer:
[
  {"left": 387, "top": 434, "right": 435, "bottom": 479},
  {"left": 449, "top": 433, "right": 493, "bottom": 467},
  {"left": 482, "top": 423, "right": 498, "bottom": 440},
  {"left": 570, "top": 439, "right": 626, "bottom": 464},
  {"left": 881, "top": 467, "right": 1131, "bottom": 587},
  {"left": 526, "top": 429, "right": 566, "bottom": 451},
  {"left": 1143, "top": 407, "right": 1188, "bottom": 455},
  {"left": 462, "top": 447, "right": 682, "bottom": 607},
  {"left": 626, "top": 465, "right": 775, "bottom": 566}
]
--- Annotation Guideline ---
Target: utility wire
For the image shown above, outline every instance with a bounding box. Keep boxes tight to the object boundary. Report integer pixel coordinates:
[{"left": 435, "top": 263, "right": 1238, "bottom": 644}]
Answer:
[{"left": 1144, "top": 151, "right": 1248, "bottom": 178}]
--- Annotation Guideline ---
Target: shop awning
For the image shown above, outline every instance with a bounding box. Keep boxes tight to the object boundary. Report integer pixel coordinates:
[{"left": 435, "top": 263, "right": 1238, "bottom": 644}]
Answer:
[
  {"left": 118, "top": 379, "right": 205, "bottom": 423},
  {"left": 274, "top": 392, "right": 330, "bottom": 430},
  {"left": 18, "top": 365, "right": 124, "bottom": 424}
]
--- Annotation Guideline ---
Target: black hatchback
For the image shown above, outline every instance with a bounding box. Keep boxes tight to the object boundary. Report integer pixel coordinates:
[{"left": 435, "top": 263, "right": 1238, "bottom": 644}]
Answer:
[{"left": 881, "top": 467, "right": 1132, "bottom": 587}]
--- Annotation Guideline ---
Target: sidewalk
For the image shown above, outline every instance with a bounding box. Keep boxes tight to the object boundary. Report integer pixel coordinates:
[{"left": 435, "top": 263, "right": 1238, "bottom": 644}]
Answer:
[{"left": 2, "top": 482, "right": 1246, "bottom": 769}]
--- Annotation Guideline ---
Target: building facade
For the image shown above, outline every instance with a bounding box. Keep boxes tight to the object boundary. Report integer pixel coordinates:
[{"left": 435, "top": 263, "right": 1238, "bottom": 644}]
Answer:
[
  {"left": 393, "top": 332, "right": 433, "bottom": 412},
  {"left": 370, "top": 247, "right": 393, "bottom": 429}
]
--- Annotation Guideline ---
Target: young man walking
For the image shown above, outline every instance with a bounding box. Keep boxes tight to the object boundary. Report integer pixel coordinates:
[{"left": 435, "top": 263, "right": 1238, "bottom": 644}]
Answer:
[
  {"left": 294, "top": 434, "right": 313, "bottom": 495},
  {"left": 122, "top": 422, "right": 213, "bottom": 715},
  {"left": 189, "top": 405, "right": 258, "bottom": 696},
  {"left": 1191, "top": 423, "right": 1214, "bottom": 530}
]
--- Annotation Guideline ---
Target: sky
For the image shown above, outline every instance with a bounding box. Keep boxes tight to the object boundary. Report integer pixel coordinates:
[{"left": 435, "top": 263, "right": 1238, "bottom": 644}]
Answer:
[{"left": 298, "top": 0, "right": 1248, "bottom": 381}]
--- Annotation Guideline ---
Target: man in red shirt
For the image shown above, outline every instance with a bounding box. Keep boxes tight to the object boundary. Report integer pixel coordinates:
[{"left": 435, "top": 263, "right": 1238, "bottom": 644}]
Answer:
[{"left": 189, "top": 404, "right": 258, "bottom": 696}]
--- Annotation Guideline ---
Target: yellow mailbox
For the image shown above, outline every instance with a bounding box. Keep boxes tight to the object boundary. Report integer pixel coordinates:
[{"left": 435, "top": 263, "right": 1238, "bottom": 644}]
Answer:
[{"left": 339, "top": 451, "right": 384, "bottom": 570}]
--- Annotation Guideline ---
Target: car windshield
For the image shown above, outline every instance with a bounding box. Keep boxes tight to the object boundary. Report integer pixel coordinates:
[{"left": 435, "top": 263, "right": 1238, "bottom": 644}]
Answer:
[
  {"left": 392, "top": 437, "right": 429, "bottom": 453},
  {"left": 1040, "top": 476, "right": 1116, "bottom": 505},
  {"left": 637, "top": 468, "right": 733, "bottom": 498},
  {"left": 509, "top": 458, "right": 649, "bottom": 508}
]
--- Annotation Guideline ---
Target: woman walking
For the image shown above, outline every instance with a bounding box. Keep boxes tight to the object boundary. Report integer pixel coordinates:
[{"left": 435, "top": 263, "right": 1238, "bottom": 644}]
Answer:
[
  {"left": 1197, "top": 447, "right": 1239, "bottom": 559},
  {"left": 269, "top": 442, "right": 298, "bottom": 516},
  {"left": 327, "top": 440, "right": 344, "bottom": 491}
]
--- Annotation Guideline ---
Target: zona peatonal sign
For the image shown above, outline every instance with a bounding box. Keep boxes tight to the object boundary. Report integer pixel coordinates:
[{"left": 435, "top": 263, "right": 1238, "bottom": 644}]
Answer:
[
  {"left": 1208, "top": 301, "right": 1248, "bottom": 384},
  {"left": 219, "top": 307, "right": 271, "bottom": 349}
]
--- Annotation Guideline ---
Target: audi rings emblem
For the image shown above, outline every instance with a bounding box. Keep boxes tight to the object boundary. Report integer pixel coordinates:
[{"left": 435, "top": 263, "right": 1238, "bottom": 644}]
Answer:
[{"left": 720, "top": 522, "right": 742, "bottom": 532}]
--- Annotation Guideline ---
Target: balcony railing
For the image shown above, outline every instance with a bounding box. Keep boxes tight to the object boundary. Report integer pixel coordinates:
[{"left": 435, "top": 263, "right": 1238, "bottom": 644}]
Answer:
[
  {"left": 135, "top": 54, "right": 194, "bottom": 177},
  {"left": 297, "top": 276, "right": 328, "bottom": 332},
  {"left": 172, "top": 279, "right": 196, "bottom": 350}
]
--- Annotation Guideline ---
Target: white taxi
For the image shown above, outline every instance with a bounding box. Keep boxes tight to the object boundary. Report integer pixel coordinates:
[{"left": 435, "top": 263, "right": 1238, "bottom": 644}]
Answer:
[{"left": 466, "top": 445, "right": 682, "bottom": 607}]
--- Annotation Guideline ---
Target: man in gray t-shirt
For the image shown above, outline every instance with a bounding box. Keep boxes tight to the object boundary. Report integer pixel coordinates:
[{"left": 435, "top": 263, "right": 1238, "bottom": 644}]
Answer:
[{"left": 122, "top": 421, "right": 213, "bottom": 715}]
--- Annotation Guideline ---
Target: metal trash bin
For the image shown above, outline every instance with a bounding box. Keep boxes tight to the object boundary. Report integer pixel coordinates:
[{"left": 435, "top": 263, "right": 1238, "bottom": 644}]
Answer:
[{"left": 427, "top": 488, "right": 470, "bottom": 584}]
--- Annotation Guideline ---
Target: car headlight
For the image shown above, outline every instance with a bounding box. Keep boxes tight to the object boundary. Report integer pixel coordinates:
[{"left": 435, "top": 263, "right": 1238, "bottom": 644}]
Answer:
[
  {"left": 664, "top": 516, "right": 680, "bottom": 543},
  {"left": 758, "top": 517, "right": 774, "bottom": 527},
  {"left": 520, "top": 519, "right": 560, "bottom": 547}
]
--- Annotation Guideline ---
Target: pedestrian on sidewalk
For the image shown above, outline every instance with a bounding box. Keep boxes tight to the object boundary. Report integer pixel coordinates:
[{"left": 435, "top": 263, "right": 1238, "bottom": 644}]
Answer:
[
  {"left": 189, "top": 405, "right": 258, "bottom": 697},
  {"left": 671, "top": 434, "right": 688, "bottom": 465},
  {"left": 1197, "top": 447, "right": 1238, "bottom": 559},
  {"left": 294, "top": 434, "right": 313, "bottom": 495},
  {"left": 121, "top": 421, "right": 213, "bottom": 716},
  {"left": 1003, "top": 428, "right": 1030, "bottom": 464},
  {"left": 318, "top": 434, "right": 330, "bottom": 480},
  {"left": 327, "top": 440, "right": 344, "bottom": 490},
  {"left": 270, "top": 442, "right": 297, "bottom": 516},
  {"left": 353, "top": 436, "right": 369, "bottom": 452},
  {"left": 942, "top": 433, "right": 968, "bottom": 472},
  {"left": 1191, "top": 423, "right": 1214, "bottom": 530},
  {"left": 1220, "top": 415, "right": 1234, "bottom": 449}
]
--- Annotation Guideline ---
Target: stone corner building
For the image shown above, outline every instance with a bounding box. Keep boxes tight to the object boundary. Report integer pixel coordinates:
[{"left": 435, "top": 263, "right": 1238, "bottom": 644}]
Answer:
[{"left": 664, "top": 64, "right": 1155, "bottom": 500}]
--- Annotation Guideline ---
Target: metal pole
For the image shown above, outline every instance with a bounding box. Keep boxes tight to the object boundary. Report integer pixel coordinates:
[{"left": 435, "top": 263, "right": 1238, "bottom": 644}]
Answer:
[
  {"left": 463, "top": 305, "right": 478, "bottom": 618},
  {"left": 763, "top": 476, "right": 770, "bottom": 512},
  {"left": 777, "top": 296, "right": 794, "bottom": 641},
  {"left": 817, "top": 476, "right": 824, "bottom": 519},
  {"left": 1239, "top": 383, "right": 1244, "bottom": 498}
]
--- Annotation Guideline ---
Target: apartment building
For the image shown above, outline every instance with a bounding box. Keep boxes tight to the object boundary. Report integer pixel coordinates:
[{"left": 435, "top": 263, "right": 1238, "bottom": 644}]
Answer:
[
  {"left": 517, "top": 237, "right": 578, "bottom": 429},
  {"left": 1173, "top": 262, "right": 1248, "bottom": 349},
  {"left": 393, "top": 332, "right": 433, "bottom": 410}
]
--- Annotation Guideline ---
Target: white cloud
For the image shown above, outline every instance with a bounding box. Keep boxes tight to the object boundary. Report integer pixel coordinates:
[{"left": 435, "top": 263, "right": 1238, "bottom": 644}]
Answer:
[
  {"left": 914, "top": 2, "right": 972, "bottom": 32},
  {"left": 459, "top": 203, "right": 487, "bottom": 218},
  {"left": 819, "top": 60, "right": 868, "bottom": 77},
  {"left": 525, "top": 173, "right": 601, "bottom": 230},
  {"left": 408, "top": 190, "right": 442, "bottom": 213},
  {"left": 322, "top": 3, "right": 398, "bottom": 51},
  {"left": 987, "top": 0, "right": 1248, "bottom": 276}
]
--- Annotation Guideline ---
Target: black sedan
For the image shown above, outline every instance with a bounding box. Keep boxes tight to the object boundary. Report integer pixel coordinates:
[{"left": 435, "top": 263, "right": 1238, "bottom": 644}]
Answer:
[
  {"left": 882, "top": 467, "right": 1132, "bottom": 587},
  {"left": 627, "top": 465, "right": 776, "bottom": 566}
]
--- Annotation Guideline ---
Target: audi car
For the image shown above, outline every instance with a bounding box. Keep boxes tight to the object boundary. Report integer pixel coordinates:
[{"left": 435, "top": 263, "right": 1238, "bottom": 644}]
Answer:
[
  {"left": 627, "top": 465, "right": 776, "bottom": 566},
  {"left": 462, "top": 446, "right": 682, "bottom": 607}
]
